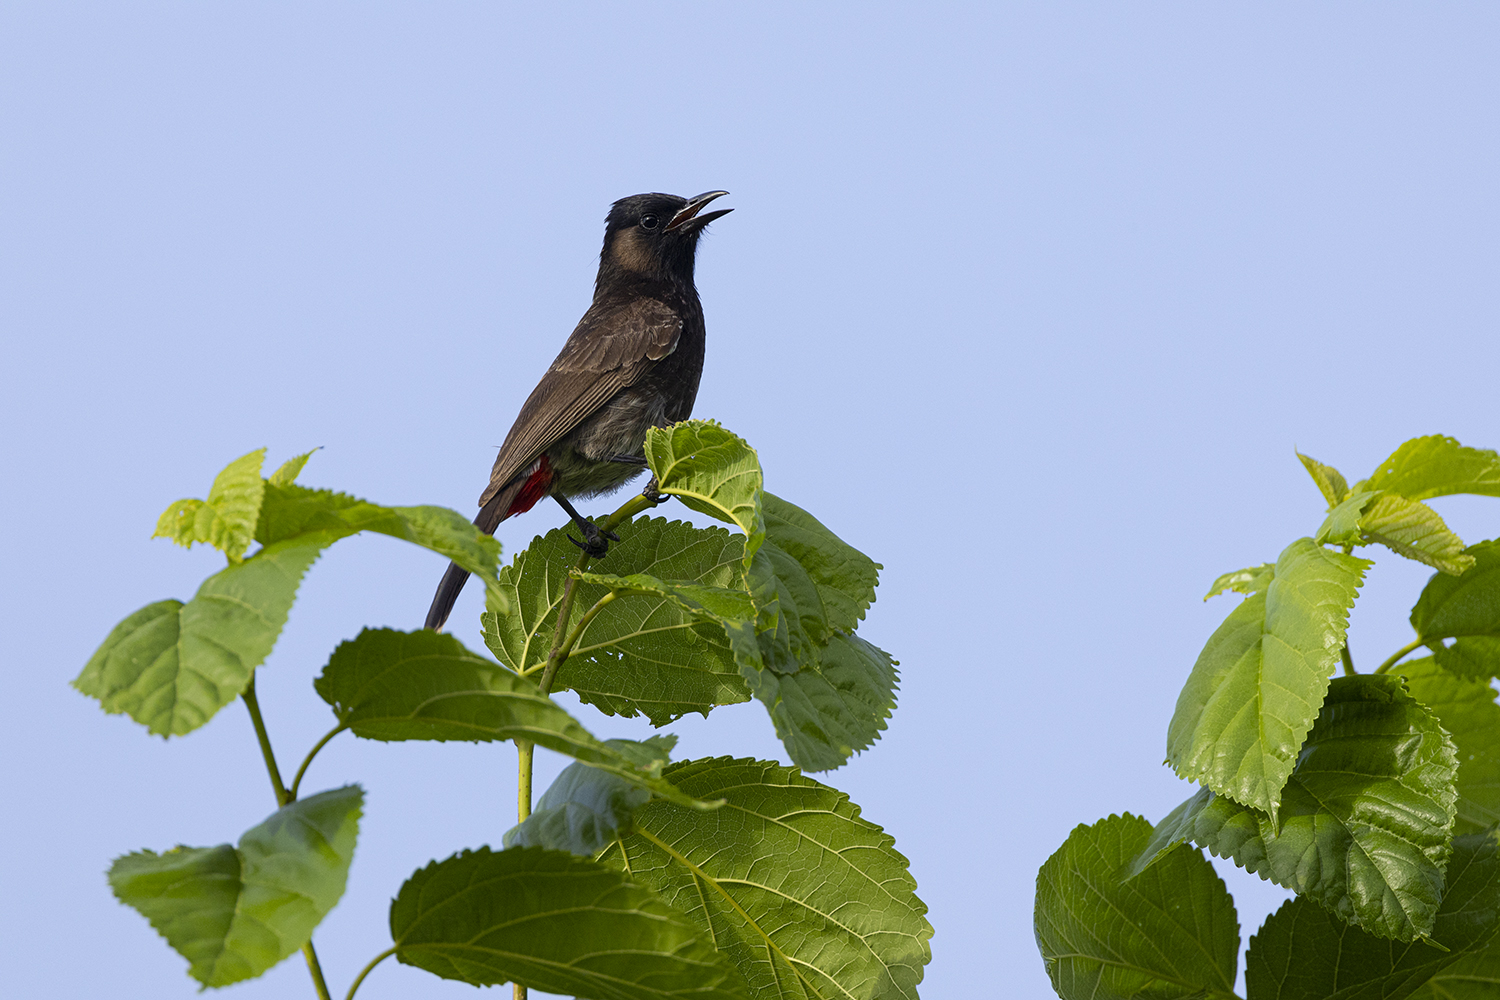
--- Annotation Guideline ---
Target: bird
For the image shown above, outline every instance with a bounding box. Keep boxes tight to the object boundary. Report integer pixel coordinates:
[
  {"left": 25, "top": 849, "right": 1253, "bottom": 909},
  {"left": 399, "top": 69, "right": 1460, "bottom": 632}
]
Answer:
[{"left": 424, "top": 190, "right": 732, "bottom": 632}]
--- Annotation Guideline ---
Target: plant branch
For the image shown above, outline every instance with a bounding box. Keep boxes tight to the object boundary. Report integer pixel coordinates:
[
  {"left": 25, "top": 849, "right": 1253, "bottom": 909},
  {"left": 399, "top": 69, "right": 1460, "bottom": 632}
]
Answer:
[
  {"left": 289, "top": 723, "right": 349, "bottom": 801},
  {"left": 303, "top": 942, "right": 333, "bottom": 1000},
  {"left": 1374, "top": 637, "right": 1428, "bottom": 675},
  {"left": 1341, "top": 642, "right": 1356, "bottom": 676},
  {"left": 344, "top": 947, "right": 396, "bottom": 1000},
  {"left": 243, "top": 673, "right": 289, "bottom": 806}
]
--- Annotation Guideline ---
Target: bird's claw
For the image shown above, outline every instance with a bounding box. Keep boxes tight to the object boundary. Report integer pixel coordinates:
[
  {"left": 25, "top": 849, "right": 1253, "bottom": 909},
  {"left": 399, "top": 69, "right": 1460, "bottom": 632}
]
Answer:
[
  {"left": 642, "top": 476, "right": 666, "bottom": 504},
  {"left": 566, "top": 519, "right": 616, "bottom": 559}
]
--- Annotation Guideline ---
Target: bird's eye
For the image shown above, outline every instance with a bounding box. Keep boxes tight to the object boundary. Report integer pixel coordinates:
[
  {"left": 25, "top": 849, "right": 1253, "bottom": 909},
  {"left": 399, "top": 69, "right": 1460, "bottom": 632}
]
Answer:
[{"left": 640, "top": 214, "right": 660, "bottom": 230}]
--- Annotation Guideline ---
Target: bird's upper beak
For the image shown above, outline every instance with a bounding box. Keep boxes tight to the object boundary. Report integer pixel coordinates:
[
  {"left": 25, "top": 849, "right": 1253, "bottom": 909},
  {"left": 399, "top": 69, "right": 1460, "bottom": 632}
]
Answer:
[{"left": 666, "top": 190, "right": 732, "bottom": 232}]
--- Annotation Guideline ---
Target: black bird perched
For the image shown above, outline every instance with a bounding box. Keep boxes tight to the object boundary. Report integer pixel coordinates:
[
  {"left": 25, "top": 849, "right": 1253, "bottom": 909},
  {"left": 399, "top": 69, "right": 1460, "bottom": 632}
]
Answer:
[{"left": 424, "top": 190, "right": 732, "bottom": 632}]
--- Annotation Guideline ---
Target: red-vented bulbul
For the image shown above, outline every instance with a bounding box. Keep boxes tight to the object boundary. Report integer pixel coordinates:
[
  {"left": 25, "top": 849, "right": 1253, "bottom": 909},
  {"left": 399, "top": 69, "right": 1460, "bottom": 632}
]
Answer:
[{"left": 424, "top": 190, "right": 731, "bottom": 632}]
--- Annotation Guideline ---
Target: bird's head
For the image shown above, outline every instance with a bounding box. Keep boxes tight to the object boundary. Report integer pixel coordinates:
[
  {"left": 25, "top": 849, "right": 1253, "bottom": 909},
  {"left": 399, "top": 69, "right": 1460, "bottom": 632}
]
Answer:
[{"left": 599, "top": 191, "right": 731, "bottom": 287}]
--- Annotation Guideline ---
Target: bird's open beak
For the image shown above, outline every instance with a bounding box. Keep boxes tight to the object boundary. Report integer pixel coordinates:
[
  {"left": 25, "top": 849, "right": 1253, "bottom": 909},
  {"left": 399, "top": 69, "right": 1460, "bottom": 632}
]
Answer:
[{"left": 666, "top": 190, "right": 732, "bottom": 232}]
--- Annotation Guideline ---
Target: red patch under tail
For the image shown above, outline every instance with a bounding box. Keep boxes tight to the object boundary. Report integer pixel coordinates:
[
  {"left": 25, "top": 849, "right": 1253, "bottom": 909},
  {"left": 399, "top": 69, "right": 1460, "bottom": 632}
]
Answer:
[{"left": 507, "top": 455, "right": 554, "bottom": 517}]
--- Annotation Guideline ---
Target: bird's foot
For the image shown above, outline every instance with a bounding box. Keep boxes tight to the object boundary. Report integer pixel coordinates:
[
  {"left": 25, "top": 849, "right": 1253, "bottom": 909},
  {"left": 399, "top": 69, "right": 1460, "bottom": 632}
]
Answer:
[
  {"left": 567, "top": 518, "right": 620, "bottom": 559},
  {"left": 641, "top": 476, "right": 666, "bottom": 504}
]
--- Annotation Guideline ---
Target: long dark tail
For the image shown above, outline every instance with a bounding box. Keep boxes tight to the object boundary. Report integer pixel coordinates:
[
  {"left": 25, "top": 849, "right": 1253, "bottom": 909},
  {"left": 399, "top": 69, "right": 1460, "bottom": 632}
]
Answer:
[{"left": 423, "top": 485, "right": 516, "bottom": 632}]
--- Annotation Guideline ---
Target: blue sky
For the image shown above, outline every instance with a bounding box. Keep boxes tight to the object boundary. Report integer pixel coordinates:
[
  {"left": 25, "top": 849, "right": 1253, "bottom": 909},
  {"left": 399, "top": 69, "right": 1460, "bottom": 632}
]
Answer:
[{"left": 3, "top": 5, "right": 1498, "bottom": 998}]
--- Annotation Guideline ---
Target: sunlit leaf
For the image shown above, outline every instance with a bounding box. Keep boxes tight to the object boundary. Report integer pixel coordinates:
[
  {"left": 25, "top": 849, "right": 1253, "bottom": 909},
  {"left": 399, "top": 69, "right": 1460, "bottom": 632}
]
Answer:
[
  {"left": 152, "top": 449, "right": 266, "bottom": 562},
  {"left": 109, "top": 786, "right": 362, "bottom": 987},
  {"left": 1168, "top": 538, "right": 1370, "bottom": 819},
  {"left": 1358, "top": 435, "right": 1500, "bottom": 501},
  {"left": 1036, "top": 814, "right": 1239, "bottom": 1000},
  {"left": 645, "top": 419, "right": 765, "bottom": 560},
  {"left": 391, "top": 846, "right": 748, "bottom": 999},
  {"left": 1361, "top": 493, "right": 1475, "bottom": 575},
  {"left": 504, "top": 737, "right": 676, "bottom": 856},
  {"left": 601, "top": 757, "right": 931, "bottom": 1000},
  {"left": 1205, "top": 563, "right": 1274, "bottom": 600},
  {"left": 1299, "top": 452, "right": 1350, "bottom": 509},
  {"left": 1316, "top": 490, "right": 1380, "bottom": 546}
]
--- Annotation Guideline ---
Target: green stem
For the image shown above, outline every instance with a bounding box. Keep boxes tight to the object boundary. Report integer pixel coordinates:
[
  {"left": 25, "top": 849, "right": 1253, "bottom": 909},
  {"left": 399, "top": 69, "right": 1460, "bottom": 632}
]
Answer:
[
  {"left": 243, "top": 673, "right": 289, "bottom": 806},
  {"left": 516, "top": 739, "right": 534, "bottom": 823},
  {"left": 1374, "top": 637, "right": 1428, "bottom": 675},
  {"left": 344, "top": 946, "right": 396, "bottom": 1000},
  {"left": 1341, "top": 642, "right": 1357, "bottom": 676},
  {"left": 303, "top": 942, "right": 333, "bottom": 1000},
  {"left": 289, "top": 723, "right": 348, "bottom": 801}
]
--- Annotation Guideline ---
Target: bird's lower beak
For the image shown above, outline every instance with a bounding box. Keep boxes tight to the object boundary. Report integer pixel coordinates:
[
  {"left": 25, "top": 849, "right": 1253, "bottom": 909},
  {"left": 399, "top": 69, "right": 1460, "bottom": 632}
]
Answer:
[{"left": 666, "top": 190, "right": 732, "bottom": 232}]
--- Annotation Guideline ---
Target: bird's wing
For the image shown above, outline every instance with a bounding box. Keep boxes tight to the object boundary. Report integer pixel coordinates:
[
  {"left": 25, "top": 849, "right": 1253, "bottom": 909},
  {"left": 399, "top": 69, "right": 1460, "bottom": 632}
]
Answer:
[{"left": 479, "top": 296, "right": 682, "bottom": 507}]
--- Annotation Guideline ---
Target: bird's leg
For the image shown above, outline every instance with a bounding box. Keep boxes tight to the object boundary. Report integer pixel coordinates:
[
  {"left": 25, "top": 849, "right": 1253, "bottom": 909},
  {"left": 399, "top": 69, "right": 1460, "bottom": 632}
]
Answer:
[
  {"left": 641, "top": 476, "right": 665, "bottom": 504},
  {"left": 554, "top": 494, "right": 619, "bottom": 558}
]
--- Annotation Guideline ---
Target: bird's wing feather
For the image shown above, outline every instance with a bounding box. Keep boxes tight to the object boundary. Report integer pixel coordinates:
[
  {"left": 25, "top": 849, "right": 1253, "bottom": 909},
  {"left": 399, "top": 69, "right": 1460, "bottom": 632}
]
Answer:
[{"left": 479, "top": 297, "right": 682, "bottom": 507}]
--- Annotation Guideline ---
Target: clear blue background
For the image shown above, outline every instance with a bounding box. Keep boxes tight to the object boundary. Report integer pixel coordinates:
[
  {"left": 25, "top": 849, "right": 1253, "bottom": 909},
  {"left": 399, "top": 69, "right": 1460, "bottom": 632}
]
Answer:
[{"left": 3, "top": 5, "right": 1498, "bottom": 998}]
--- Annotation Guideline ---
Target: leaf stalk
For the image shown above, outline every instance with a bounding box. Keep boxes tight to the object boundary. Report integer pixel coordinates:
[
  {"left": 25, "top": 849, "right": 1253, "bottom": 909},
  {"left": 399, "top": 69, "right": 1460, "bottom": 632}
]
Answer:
[
  {"left": 243, "top": 673, "right": 290, "bottom": 806},
  {"left": 1374, "top": 637, "right": 1428, "bottom": 675},
  {"left": 290, "top": 723, "right": 348, "bottom": 801},
  {"left": 343, "top": 946, "right": 396, "bottom": 1000}
]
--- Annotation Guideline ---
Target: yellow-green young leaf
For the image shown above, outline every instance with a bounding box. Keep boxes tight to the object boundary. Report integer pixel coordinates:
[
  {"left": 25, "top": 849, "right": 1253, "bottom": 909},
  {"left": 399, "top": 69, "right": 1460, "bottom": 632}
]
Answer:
[
  {"left": 1298, "top": 451, "right": 1350, "bottom": 509},
  {"left": 1204, "top": 563, "right": 1274, "bottom": 600},
  {"left": 390, "top": 846, "right": 749, "bottom": 999},
  {"left": 1245, "top": 834, "right": 1500, "bottom": 1000},
  {"left": 74, "top": 533, "right": 334, "bottom": 736},
  {"left": 268, "top": 449, "right": 317, "bottom": 485},
  {"left": 152, "top": 449, "right": 266, "bottom": 562},
  {"left": 1412, "top": 540, "right": 1500, "bottom": 645},
  {"left": 1150, "top": 675, "right": 1457, "bottom": 942},
  {"left": 1314, "top": 490, "right": 1381, "bottom": 547},
  {"left": 1036, "top": 814, "right": 1239, "bottom": 1000},
  {"left": 1397, "top": 656, "right": 1500, "bottom": 835},
  {"left": 645, "top": 419, "right": 765, "bottom": 559},
  {"left": 108, "top": 786, "right": 362, "bottom": 988},
  {"left": 482, "top": 516, "right": 751, "bottom": 724},
  {"left": 601, "top": 757, "right": 932, "bottom": 1000},
  {"left": 313, "top": 628, "right": 716, "bottom": 810},
  {"left": 1361, "top": 493, "right": 1474, "bottom": 575},
  {"left": 1167, "top": 538, "right": 1370, "bottom": 820},
  {"left": 1358, "top": 435, "right": 1500, "bottom": 501}
]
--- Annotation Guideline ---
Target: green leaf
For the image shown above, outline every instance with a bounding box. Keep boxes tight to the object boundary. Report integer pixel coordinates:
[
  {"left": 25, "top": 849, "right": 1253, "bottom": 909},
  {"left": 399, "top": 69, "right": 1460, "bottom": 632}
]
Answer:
[
  {"left": 391, "top": 846, "right": 748, "bottom": 999},
  {"left": 729, "top": 623, "right": 899, "bottom": 772},
  {"left": 482, "top": 516, "right": 751, "bottom": 723},
  {"left": 645, "top": 419, "right": 765, "bottom": 557},
  {"left": 601, "top": 757, "right": 931, "bottom": 1000},
  {"left": 109, "top": 786, "right": 362, "bottom": 988},
  {"left": 1205, "top": 563, "right": 1275, "bottom": 600},
  {"left": 1361, "top": 493, "right": 1475, "bottom": 575},
  {"left": 1436, "top": 637, "right": 1500, "bottom": 680},
  {"left": 1410, "top": 947, "right": 1500, "bottom": 999},
  {"left": 152, "top": 449, "right": 267, "bottom": 562},
  {"left": 269, "top": 449, "right": 316, "bottom": 486},
  {"left": 1035, "top": 814, "right": 1239, "bottom": 1000},
  {"left": 1358, "top": 435, "right": 1500, "bottom": 501},
  {"left": 1245, "top": 834, "right": 1500, "bottom": 1000},
  {"left": 1396, "top": 656, "right": 1500, "bottom": 836},
  {"left": 1153, "top": 675, "right": 1458, "bottom": 941},
  {"left": 504, "top": 737, "right": 675, "bottom": 856},
  {"left": 1168, "top": 538, "right": 1370, "bottom": 820},
  {"left": 1316, "top": 490, "right": 1381, "bottom": 546},
  {"left": 572, "top": 570, "right": 755, "bottom": 621},
  {"left": 1413, "top": 541, "right": 1500, "bottom": 645},
  {"left": 74, "top": 533, "right": 332, "bottom": 735},
  {"left": 314, "top": 628, "right": 715, "bottom": 809},
  {"left": 1299, "top": 452, "right": 1351, "bottom": 509}
]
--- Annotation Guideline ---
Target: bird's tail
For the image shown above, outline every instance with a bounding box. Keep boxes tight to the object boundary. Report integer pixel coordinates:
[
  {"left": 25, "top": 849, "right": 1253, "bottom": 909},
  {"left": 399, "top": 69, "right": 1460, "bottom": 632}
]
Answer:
[{"left": 423, "top": 480, "right": 521, "bottom": 632}]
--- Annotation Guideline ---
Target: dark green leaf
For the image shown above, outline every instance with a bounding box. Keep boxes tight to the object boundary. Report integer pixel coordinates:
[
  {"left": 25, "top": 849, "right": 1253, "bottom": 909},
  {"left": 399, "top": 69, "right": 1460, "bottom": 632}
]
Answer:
[
  {"left": 1299, "top": 452, "right": 1351, "bottom": 509},
  {"left": 1409, "top": 948, "right": 1500, "bottom": 999},
  {"left": 481, "top": 516, "right": 751, "bottom": 724},
  {"left": 1245, "top": 834, "right": 1500, "bottom": 1000},
  {"left": 1437, "top": 637, "right": 1500, "bottom": 680},
  {"left": 1358, "top": 435, "right": 1500, "bottom": 501},
  {"left": 1155, "top": 675, "right": 1457, "bottom": 941},
  {"left": 729, "top": 624, "right": 899, "bottom": 772},
  {"left": 1035, "top": 814, "right": 1239, "bottom": 1000},
  {"left": 1168, "top": 538, "right": 1370, "bottom": 820},
  {"left": 645, "top": 419, "right": 765, "bottom": 558},
  {"left": 391, "top": 846, "right": 747, "bottom": 999},
  {"left": 314, "top": 628, "right": 714, "bottom": 808},
  {"left": 601, "top": 757, "right": 931, "bottom": 1000},
  {"left": 74, "top": 533, "right": 332, "bottom": 735},
  {"left": 152, "top": 449, "right": 267, "bottom": 562},
  {"left": 1205, "top": 563, "right": 1275, "bottom": 600},
  {"left": 1361, "top": 493, "right": 1475, "bottom": 575},
  {"left": 1397, "top": 656, "right": 1500, "bottom": 835},
  {"left": 109, "top": 786, "right": 362, "bottom": 987},
  {"left": 504, "top": 737, "right": 675, "bottom": 856},
  {"left": 1413, "top": 541, "right": 1500, "bottom": 644}
]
